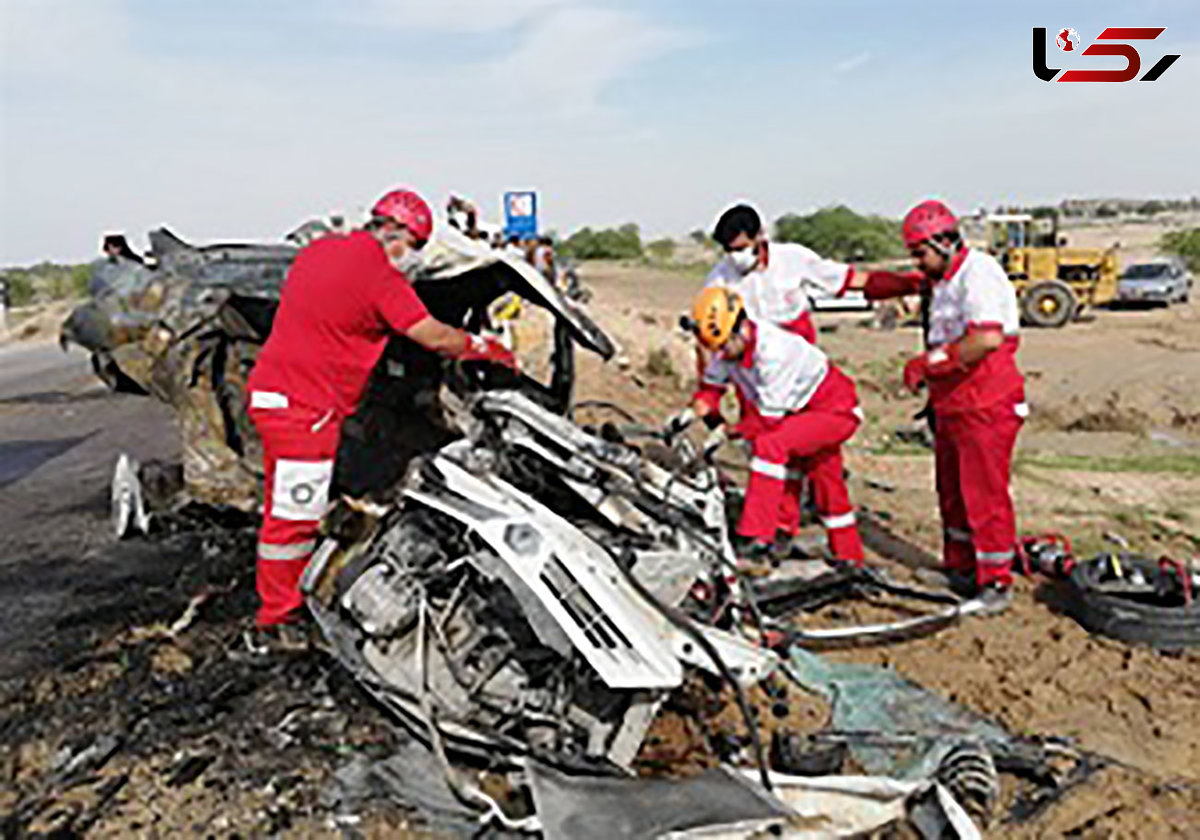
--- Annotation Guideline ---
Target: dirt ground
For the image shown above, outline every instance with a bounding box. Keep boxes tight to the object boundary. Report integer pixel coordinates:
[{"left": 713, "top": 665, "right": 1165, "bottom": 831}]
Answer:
[
  {"left": 566, "top": 261, "right": 1200, "bottom": 837},
  {"left": 2, "top": 262, "right": 1200, "bottom": 837}
]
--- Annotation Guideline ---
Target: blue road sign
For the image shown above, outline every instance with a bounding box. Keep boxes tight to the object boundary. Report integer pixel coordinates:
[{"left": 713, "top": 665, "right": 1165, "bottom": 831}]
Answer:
[{"left": 504, "top": 191, "right": 538, "bottom": 239}]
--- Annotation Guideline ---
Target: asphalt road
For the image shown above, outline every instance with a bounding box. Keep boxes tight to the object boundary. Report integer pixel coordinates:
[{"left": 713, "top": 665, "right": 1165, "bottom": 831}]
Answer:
[{"left": 0, "top": 341, "right": 178, "bottom": 678}]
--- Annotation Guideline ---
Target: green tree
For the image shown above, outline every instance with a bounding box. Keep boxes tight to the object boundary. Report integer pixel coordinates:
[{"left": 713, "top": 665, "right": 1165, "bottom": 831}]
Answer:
[
  {"left": 773, "top": 206, "right": 905, "bottom": 262},
  {"left": 1160, "top": 228, "right": 1200, "bottom": 273},
  {"left": 559, "top": 224, "right": 643, "bottom": 260},
  {"left": 645, "top": 238, "right": 676, "bottom": 263},
  {"left": 2, "top": 273, "right": 35, "bottom": 307}
]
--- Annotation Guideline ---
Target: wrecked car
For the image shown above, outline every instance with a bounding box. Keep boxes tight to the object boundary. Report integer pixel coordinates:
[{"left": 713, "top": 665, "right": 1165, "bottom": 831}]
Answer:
[
  {"left": 302, "top": 386, "right": 777, "bottom": 771},
  {"left": 63, "top": 225, "right": 614, "bottom": 512}
]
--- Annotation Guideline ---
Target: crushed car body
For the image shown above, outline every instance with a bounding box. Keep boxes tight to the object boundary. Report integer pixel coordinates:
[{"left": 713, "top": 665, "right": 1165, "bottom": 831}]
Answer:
[
  {"left": 63, "top": 225, "right": 616, "bottom": 514},
  {"left": 302, "top": 386, "right": 777, "bottom": 771}
]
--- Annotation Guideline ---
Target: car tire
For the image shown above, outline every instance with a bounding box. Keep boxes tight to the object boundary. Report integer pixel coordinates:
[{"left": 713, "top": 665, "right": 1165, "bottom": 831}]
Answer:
[
  {"left": 1063, "top": 557, "right": 1200, "bottom": 648},
  {"left": 1020, "top": 281, "right": 1077, "bottom": 328}
]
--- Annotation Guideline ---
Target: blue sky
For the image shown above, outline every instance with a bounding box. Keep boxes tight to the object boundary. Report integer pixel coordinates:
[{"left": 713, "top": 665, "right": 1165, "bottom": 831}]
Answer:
[{"left": 2, "top": 0, "right": 1198, "bottom": 263}]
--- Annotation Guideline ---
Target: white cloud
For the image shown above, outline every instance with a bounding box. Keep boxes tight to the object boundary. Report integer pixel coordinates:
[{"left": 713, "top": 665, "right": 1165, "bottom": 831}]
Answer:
[
  {"left": 489, "top": 7, "right": 702, "bottom": 112},
  {"left": 833, "top": 51, "right": 871, "bottom": 74},
  {"left": 346, "top": 0, "right": 571, "bottom": 33},
  {"left": 0, "top": 0, "right": 702, "bottom": 262}
]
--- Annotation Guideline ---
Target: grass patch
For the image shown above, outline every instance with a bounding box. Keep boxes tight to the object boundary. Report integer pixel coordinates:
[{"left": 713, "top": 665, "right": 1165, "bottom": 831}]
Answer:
[
  {"left": 869, "top": 442, "right": 932, "bottom": 457},
  {"left": 644, "top": 346, "right": 676, "bottom": 378},
  {"left": 1016, "top": 453, "right": 1200, "bottom": 475}
]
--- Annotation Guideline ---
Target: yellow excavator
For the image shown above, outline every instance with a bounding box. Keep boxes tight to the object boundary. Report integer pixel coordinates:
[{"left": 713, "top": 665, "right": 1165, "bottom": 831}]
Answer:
[{"left": 985, "top": 213, "right": 1120, "bottom": 327}]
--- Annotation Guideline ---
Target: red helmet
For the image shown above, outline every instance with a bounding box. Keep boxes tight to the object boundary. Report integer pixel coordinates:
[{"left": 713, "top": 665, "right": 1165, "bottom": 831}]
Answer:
[
  {"left": 902, "top": 200, "right": 958, "bottom": 249},
  {"left": 371, "top": 188, "right": 433, "bottom": 242}
]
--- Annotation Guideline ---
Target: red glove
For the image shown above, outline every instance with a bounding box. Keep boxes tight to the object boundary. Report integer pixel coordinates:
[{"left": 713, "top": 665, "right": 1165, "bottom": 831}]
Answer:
[
  {"left": 903, "top": 343, "right": 965, "bottom": 393},
  {"left": 459, "top": 334, "right": 518, "bottom": 370}
]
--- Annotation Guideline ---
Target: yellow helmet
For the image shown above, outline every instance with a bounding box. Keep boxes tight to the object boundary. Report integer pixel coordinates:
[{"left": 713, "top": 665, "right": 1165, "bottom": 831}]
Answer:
[{"left": 690, "top": 287, "right": 745, "bottom": 350}]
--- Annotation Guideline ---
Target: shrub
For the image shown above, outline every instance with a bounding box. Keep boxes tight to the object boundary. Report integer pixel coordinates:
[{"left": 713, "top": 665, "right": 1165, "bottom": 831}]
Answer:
[
  {"left": 559, "top": 224, "right": 643, "bottom": 260},
  {"left": 773, "top": 206, "right": 905, "bottom": 262},
  {"left": 1160, "top": 228, "right": 1200, "bottom": 273},
  {"left": 645, "top": 238, "right": 676, "bottom": 263}
]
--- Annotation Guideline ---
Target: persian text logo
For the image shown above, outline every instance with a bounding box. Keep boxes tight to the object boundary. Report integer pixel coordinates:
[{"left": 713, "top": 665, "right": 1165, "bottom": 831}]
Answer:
[{"left": 1033, "top": 27, "right": 1180, "bottom": 82}]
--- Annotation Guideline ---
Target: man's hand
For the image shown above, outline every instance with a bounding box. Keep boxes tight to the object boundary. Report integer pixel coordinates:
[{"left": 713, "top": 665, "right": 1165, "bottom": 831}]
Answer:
[
  {"left": 904, "top": 342, "right": 972, "bottom": 393},
  {"left": 902, "top": 355, "right": 928, "bottom": 393},
  {"left": 459, "top": 334, "right": 518, "bottom": 370}
]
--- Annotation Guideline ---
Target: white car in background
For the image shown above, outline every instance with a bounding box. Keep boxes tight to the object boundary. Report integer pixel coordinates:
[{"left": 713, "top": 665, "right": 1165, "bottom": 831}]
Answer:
[
  {"left": 809, "top": 287, "right": 872, "bottom": 312},
  {"left": 1116, "top": 258, "right": 1192, "bottom": 306}
]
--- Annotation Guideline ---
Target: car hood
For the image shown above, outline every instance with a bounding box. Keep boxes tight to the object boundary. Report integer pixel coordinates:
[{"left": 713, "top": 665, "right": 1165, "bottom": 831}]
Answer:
[{"left": 412, "top": 227, "right": 614, "bottom": 359}]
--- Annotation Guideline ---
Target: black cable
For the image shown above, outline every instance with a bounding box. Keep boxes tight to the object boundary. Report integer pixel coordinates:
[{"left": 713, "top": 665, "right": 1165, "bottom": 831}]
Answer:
[
  {"left": 569, "top": 400, "right": 640, "bottom": 425},
  {"left": 613, "top": 550, "right": 773, "bottom": 792}
]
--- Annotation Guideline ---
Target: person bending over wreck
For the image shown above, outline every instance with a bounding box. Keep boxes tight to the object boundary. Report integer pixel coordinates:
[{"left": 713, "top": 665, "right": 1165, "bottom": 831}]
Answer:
[
  {"left": 244, "top": 187, "right": 518, "bottom": 650},
  {"left": 678, "top": 287, "right": 865, "bottom": 569},
  {"left": 847, "top": 200, "right": 1024, "bottom": 609},
  {"left": 681, "top": 204, "right": 865, "bottom": 550}
]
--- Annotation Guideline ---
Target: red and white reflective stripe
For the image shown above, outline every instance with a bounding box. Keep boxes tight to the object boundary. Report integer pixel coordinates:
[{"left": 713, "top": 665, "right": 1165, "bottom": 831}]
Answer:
[
  {"left": 835, "top": 266, "right": 855, "bottom": 297},
  {"left": 311, "top": 409, "right": 335, "bottom": 433},
  {"left": 750, "top": 457, "right": 789, "bottom": 480},
  {"left": 250, "top": 390, "right": 290, "bottom": 410},
  {"left": 852, "top": 405, "right": 864, "bottom": 422},
  {"left": 258, "top": 539, "right": 316, "bottom": 561},
  {"left": 822, "top": 511, "right": 857, "bottom": 530},
  {"left": 977, "top": 549, "right": 1014, "bottom": 566},
  {"left": 945, "top": 527, "right": 972, "bottom": 543}
]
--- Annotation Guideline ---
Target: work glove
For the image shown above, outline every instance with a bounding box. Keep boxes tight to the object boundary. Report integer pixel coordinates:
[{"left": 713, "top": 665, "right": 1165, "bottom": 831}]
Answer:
[
  {"left": 664, "top": 407, "right": 696, "bottom": 439},
  {"left": 903, "top": 343, "right": 965, "bottom": 394},
  {"left": 700, "top": 426, "right": 728, "bottom": 461},
  {"left": 460, "top": 334, "right": 519, "bottom": 371}
]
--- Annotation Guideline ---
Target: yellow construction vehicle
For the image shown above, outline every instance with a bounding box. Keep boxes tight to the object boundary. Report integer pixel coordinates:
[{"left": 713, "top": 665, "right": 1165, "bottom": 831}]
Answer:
[{"left": 985, "top": 213, "right": 1120, "bottom": 327}]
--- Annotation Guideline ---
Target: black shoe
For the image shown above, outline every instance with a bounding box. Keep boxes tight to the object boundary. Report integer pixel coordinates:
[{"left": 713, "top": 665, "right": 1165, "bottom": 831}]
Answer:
[
  {"left": 241, "top": 621, "right": 316, "bottom": 656},
  {"left": 734, "top": 539, "right": 776, "bottom": 577},
  {"left": 915, "top": 567, "right": 977, "bottom": 598}
]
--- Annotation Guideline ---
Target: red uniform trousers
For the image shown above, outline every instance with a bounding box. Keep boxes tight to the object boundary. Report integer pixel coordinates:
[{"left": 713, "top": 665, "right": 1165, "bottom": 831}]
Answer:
[
  {"left": 249, "top": 398, "right": 342, "bottom": 626},
  {"left": 934, "top": 398, "right": 1025, "bottom": 587},
  {"left": 737, "top": 371, "right": 864, "bottom": 563}
]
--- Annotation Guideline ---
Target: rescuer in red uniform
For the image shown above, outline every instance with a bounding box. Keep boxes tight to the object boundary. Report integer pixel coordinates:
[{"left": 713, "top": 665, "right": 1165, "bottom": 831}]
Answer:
[
  {"left": 244, "top": 188, "right": 517, "bottom": 647},
  {"left": 853, "top": 200, "right": 1025, "bottom": 608},
  {"left": 675, "top": 204, "right": 864, "bottom": 557},
  {"left": 681, "top": 287, "right": 865, "bottom": 569}
]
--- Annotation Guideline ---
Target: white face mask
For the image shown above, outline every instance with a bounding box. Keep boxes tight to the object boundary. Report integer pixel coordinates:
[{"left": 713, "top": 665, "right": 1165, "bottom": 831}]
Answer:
[
  {"left": 727, "top": 246, "right": 759, "bottom": 275},
  {"left": 393, "top": 249, "right": 424, "bottom": 277}
]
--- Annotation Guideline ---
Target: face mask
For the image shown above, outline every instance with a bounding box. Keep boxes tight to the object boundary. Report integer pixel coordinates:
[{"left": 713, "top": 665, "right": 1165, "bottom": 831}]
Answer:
[
  {"left": 727, "top": 246, "right": 759, "bottom": 275},
  {"left": 393, "top": 249, "right": 424, "bottom": 277}
]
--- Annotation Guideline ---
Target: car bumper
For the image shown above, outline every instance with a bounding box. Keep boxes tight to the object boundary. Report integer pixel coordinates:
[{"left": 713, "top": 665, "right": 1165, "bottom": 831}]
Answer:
[{"left": 1117, "top": 287, "right": 1172, "bottom": 303}]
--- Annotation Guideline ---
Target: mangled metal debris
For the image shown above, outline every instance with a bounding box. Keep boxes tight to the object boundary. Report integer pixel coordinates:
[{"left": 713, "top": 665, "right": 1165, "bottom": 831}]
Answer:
[
  {"left": 302, "top": 388, "right": 776, "bottom": 778},
  {"left": 67, "top": 224, "right": 615, "bottom": 514},
  {"left": 64, "top": 224, "right": 1129, "bottom": 836}
]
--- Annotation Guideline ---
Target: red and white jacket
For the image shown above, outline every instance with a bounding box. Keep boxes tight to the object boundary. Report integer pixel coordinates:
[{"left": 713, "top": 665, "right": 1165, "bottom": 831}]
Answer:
[
  {"left": 707, "top": 242, "right": 854, "bottom": 344},
  {"left": 866, "top": 248, "right": 1024, "bottom": 415},
  {"left": 696, "top": 320, "right": 861, "bottom": 436}
]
